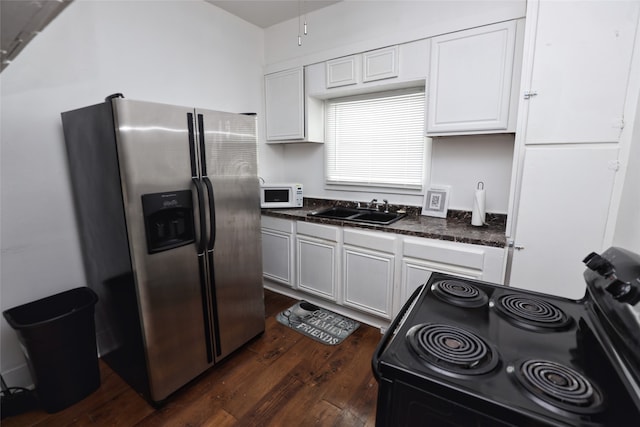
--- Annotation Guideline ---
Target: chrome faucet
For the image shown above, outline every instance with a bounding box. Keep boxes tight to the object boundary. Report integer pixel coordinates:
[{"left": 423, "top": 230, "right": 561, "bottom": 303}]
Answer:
[
  {"left": 368, "top": 198, "right": 378, "bottom": 209},
  {"left": 382, "top": 199, "right": 389, "bottom": 213}
]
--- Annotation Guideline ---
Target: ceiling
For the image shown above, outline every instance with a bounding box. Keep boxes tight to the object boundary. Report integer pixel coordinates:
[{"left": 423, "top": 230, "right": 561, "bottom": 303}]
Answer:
[
  {"left": 206, "top": 0, "right": 341, "bottom": 28},
  {"left": 1, "top": 0, "right": 71, "bottom": 71},
  {"left": 0, "top": 0, "right": 341, "bottom": 72}
]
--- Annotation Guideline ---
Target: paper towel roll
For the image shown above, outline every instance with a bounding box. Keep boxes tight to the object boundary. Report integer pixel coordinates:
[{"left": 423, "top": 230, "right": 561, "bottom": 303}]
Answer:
[{"left": 471, "top": 186, "right": 486, "bottom": 227}]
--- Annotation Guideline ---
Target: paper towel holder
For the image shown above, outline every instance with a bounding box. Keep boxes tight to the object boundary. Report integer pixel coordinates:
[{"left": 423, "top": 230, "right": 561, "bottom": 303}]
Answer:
[{"left": 471, "top": 181, "right": 486, "bottom": 227}]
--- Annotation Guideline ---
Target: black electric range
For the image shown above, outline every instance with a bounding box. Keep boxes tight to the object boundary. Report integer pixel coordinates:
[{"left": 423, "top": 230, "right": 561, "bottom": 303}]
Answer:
[{"left": 373, "top": 247, "right": 640, "bottom": 426}]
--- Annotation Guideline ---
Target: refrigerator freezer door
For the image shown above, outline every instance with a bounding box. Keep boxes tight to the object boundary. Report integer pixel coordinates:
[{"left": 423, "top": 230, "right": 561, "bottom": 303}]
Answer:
[
  {"left": 197, "top": 110, "right": 265, "bottom": 361},
  {"left": 112, "top": 99, "right": 211, "bottom": 401}
]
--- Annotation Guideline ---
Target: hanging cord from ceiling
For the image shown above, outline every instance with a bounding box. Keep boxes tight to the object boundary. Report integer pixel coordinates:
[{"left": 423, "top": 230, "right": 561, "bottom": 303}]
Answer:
[{"left": 298, "top": 0, "right": 308, "bottom": 46}]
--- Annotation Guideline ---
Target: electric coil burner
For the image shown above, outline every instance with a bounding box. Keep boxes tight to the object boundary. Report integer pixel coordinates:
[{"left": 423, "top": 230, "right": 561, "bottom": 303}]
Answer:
[
  {"left": 431, "top": 280, "right": 488, "bottom": 308},
  {"left": 407, "top": 323, "right": 498, "bottom": 377},
  {"left": 508, "top": 359, "right": 604, "bottom": 415},
  {"left": 492, "top": 294, "right": 573, "bottom": 331},
  {"left": 373, "top": 247, "right": 640, "bottom": 427}
]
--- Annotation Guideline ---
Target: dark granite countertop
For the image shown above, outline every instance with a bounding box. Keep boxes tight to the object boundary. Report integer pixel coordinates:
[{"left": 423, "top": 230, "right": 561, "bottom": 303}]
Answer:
[{"left": 262, "top": 198, "right": 507, "bottom": 248}]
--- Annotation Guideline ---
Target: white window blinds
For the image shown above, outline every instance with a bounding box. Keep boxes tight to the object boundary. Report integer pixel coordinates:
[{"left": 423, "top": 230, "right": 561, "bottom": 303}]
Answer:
[{"left": 325, "top": 89, "right": 426, "bottom": 189}]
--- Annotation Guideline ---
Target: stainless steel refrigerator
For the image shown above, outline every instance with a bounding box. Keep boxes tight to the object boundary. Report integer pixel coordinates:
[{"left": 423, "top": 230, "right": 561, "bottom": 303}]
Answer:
[{"left": 61, "top": 95, "right": 265, "bottom": 404}]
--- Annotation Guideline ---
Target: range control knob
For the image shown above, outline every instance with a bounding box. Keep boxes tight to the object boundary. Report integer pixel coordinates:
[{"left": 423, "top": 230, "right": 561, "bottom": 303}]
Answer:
[{"left": 583, "top": 252, "right": 615, "bottom": 277}]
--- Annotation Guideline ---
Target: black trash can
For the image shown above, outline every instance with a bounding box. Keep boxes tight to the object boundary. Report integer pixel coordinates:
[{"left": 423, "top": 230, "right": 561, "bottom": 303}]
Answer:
[{"left": 3, "top": 287, "right": 100, "bottom": 413}]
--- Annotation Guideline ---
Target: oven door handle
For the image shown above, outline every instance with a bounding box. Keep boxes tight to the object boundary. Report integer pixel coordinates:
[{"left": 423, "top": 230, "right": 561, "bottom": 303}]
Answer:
[{"left": 372, "top": 284, "right": 426, "bottom": 382}]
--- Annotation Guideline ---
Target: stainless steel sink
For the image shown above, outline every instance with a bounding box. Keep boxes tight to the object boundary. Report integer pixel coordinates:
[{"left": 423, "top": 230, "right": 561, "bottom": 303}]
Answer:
[{"left": 308, "top": 207, "right": 406, "bottom": 225}]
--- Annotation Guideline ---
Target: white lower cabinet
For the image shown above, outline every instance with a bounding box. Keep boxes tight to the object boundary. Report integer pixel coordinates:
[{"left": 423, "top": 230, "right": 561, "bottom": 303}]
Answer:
[
  {"left": 342, "top": 229, "right": 397, "bottom": 319},
  {"left": 399, "top": 237, "right": 506, "bottom": 311},
  {"left": 261, "top": 216, "right": 506, "bottom": 326},
  {"left": 261, "top": 217, "right": 295, "bottom": 287},
  {"left": 401, "top": 260, "right": 480, "bottom": 305},
  {"left": 296, "top": 221, "right": 340, "bottom": 301}
]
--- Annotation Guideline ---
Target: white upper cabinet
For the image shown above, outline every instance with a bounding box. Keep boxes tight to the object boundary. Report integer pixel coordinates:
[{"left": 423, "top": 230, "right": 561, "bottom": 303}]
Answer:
[
  {"left": 427, "top": 20, "right": 522, "bottom": 135},
  {"left": 523, "top": 1, "right": 637, "bottom": 144},
  {"left": 326, "top": 55, "right": 359, "bottom": 88},
  {"left": 264, "top": 67, "right": 304, "bottom": 141},
  {"left": 362, "top": 46, "right": 399, "bottom": 82},
  {"left": 325, "top": 46, "right": 400, "bottom": 89},
  {"left": 264, "top": 67, "right": 324, "bottom": 143},
  {"left": 307, "top": 40, "right": 429, "bottom": 98}
]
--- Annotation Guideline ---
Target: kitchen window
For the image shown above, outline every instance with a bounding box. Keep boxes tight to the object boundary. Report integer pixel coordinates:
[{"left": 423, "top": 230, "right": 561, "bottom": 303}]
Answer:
[{"left": 325, "top": 88, "right": 426, "bottom": 190}]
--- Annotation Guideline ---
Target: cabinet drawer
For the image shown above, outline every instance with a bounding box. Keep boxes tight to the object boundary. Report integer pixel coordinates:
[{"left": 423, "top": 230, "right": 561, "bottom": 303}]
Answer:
[
  {"left": 403, "top": 238, "right": 485, "bottom": 270},
  {"left": 262, "top": 216, "right": 295, "bottom": 233},
  {"left": 344, "top": 229, "right": 396, "bottom": 253},
  {"left": 297, "top": 221, "right": 339, "bottom": 242}
]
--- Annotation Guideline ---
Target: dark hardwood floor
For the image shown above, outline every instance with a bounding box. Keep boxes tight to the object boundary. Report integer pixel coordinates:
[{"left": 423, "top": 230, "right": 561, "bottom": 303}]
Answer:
[{"left": 3, "top": 290, "right": 381, "bottom": 426}]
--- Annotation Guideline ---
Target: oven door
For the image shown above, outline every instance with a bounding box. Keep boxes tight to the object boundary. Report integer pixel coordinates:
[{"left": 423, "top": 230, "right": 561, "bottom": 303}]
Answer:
[{"left": 376, "top": 379, "right": 516, "bottom": 427}]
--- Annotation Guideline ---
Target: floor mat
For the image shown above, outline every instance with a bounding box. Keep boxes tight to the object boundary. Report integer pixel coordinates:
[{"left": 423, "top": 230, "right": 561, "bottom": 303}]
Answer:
[{"left": 276, "top": 301, "right": 360, "bottom": 345}]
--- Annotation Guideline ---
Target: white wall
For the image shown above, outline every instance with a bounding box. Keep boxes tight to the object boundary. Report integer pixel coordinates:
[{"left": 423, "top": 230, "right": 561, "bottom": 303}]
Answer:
[
  {"left": 430, "top": 135, "right": 514, "bottom": 213},
  {"left": 265, "top": 0, "right": 526, "bottom": 70},
  {"left": 610, "top": 10, "right": 640, "bottom": 255},
  {"left": 0, "top": 0, "right": 265, "bottom": 388},
  {"left": 613, "top": 92, "right": 640, "bottom": 254},
  {"left": 263, "top": 0, "right": 525, "bottom": 209}
]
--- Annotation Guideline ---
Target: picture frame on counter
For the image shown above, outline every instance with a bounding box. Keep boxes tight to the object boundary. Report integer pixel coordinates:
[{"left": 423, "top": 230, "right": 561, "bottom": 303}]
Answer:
[{"left": 421, "top": 186, "right": 450, "bottom": 218}]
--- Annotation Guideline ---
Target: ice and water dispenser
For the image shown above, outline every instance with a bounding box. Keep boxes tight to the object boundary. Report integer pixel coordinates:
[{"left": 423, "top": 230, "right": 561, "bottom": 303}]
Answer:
[{"left": 141, "top": 190, "right": 195, "bottom": 254}]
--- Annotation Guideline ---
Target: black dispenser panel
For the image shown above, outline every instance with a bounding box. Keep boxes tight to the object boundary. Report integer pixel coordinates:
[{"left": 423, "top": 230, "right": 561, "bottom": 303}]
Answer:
[{"left": 141, "top": 190, "right": 195, "bottom": 254}]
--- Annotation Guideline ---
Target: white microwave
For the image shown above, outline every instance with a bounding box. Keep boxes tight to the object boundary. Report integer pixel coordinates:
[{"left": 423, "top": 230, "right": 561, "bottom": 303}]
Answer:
[{"left": 260, "top": 183, "right": 303, "bottom": 208}]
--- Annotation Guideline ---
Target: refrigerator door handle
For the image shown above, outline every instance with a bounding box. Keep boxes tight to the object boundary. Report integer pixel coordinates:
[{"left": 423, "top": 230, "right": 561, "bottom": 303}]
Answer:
[
  {"left": 193, "top": 177, "right": 214, "bottom": 361},
  {"left": 203, "top": 177, "right": 216, "bottom": 251},
  {"left": 197, "top": 114, "right": 208, "bottom": 176},
  {"left": 197, "top": 114, "right": 216, "bottom": 251},
  {"left": 188, "top": 112, "right": 207, "bottom": 255},
  {"left": 206, "top": 249, "right": 222, "bottom": 358},
  {"left": 192, "top": 178, "right": 207, "bottom": 255},
  {"left": 198, "top": 248, "right": 214, "bottom": 364},
  {"left": 189, "top": 112, "right": 214, "bottom": 363},
  {"left": 199, "top": 114, "right": 222, "bottom": 357},
  {"left": 187, "top": 113, "right": 198, "bottom": 177},
  {"left": 196, "top": 113, "right": 222, "bottom": 358}
]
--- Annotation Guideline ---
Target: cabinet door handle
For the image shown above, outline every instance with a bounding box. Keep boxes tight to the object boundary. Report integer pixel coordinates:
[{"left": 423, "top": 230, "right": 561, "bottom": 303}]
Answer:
[
  {"left": 509, "top": 240, "right": 525, "bottom": 251},
  {"left": 523, "top": 91, "right": 538, "bottom": 100}
]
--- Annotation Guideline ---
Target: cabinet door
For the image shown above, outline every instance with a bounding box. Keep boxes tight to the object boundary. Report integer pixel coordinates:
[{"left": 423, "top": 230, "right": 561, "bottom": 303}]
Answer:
[
  {"left": 326, "top": 55, "right": 359, "bottom": 88},
  {"left": 427, "top": 21, "right": 517, "bottom": 134},
  {"left": 261, "top": 230, "right": 293, "bottom": 287},
  {"left": 343, "top": 247, "right": 394, "bottom": 319},
  {"left": 509, "top": 145, "right": 618, "bottom": 298},
  {"left": 265, "top": 67, "right": 304, "bottom": 141},
  {"left": 523, "top": 1, "right": 638, "bottom": 144},
  {"left": 362, "top": 46, "right": 399, "bottom": 82},
  {"left": 296, "top": 236, "right": 337, "bottom": 301}
]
